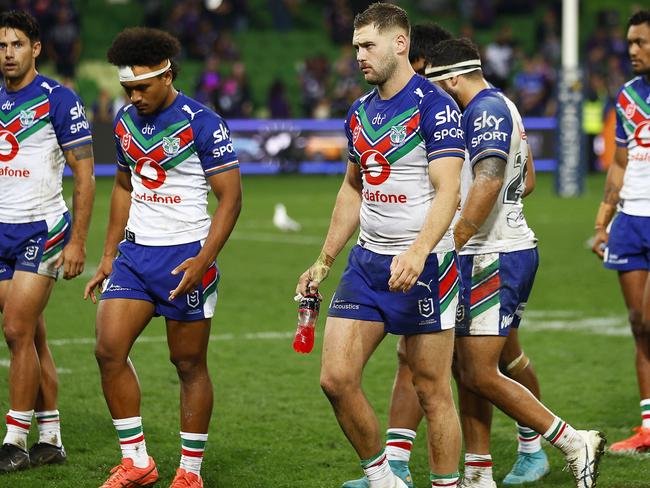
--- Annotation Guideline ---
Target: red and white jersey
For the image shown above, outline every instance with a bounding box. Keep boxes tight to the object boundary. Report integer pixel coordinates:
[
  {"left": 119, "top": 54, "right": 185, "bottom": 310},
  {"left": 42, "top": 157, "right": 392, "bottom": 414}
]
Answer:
[
  {"left": 114, "top": 93, "right": 239, "bottom": 245},
  {"left": 0, "top": 74, "right": 92, "bottom": 223}
]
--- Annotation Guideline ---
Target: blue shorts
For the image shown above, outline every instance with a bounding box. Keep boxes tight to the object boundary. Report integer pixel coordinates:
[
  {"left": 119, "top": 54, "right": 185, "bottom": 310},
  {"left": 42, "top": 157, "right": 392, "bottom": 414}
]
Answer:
[
  {"left": 327, "top": 245, "right": 459, "bottom": 335},
  {"left": 0, "top": 213, "right": 71, "bottom": 280},
  {"left": 100, "top": 240, "right": 219, "bottom": 322},
  {"left": 604, "top": 213, "right": 650, "bottom": 271},
  {"left": 456, "top": 248, "right": 538, "bottom": 337}
]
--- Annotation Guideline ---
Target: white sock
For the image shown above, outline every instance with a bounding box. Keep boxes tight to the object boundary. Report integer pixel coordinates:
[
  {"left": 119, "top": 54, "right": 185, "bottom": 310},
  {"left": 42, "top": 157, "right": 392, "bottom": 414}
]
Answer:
[
  {"left": 112, "top": 417, "right": 149, "bottom": 468},
  {"left": 3, "top": 410, "right": 32, "bottom": 450},
  {"left": 179, "top": 431, "right": 207, "bottom": 476},
  {"left": 36, "top": 410, "right": 62, "bottom": 447},
  {"left": 463, "top": 453, "right": 493, "bottom": 481},
  {"left": 385, "top": 428, "right": 416, "bottom": 462},
  {"left": 516, "top": 422, "right": 542, "bottom": 453},
  {"left": 543, "top": 417, "right": 583, "bottom": 455},
  {"left": 362, "top": 450, "right": 394, "bottom": 487},
  {"left": 641, "top": 399, "right": 650, "bottom": 429}
]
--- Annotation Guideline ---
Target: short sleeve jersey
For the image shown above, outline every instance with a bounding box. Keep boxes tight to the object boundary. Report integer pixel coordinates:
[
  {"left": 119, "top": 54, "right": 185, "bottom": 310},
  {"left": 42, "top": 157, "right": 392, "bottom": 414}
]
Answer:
[
  {"left": 614, "top": 76, "right": 650, "bottom": 216},
  {"left": 459, "top": 88, "right": 536, "bottom": 254},
  {"left": 344, "top": 75, "right": 465, "bottom": 255},
  {"left": 0, "top": 74, "right": 92, "bottom": 223},
  {"left": 114, "top": 93, "right": 239, "bottom": 245}
]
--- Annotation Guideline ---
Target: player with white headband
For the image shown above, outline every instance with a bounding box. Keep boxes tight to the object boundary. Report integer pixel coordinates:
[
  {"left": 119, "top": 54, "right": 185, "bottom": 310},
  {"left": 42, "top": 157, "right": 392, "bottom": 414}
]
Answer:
[
  {"left": 428, "top": 38, "right": 605, "bottom": 488},
  {"left": 85, "top": 27, "right": 242, "bottom": 488}
]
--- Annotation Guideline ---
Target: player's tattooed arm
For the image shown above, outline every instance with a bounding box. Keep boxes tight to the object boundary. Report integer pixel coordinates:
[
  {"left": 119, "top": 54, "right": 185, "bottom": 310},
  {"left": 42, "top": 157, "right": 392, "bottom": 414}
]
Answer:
[
  {"left": 61, "top": 143, "right": 96, "bottom": 279},
  {"left": 453, "top": 156, "right": 506, "bottom": 251}
]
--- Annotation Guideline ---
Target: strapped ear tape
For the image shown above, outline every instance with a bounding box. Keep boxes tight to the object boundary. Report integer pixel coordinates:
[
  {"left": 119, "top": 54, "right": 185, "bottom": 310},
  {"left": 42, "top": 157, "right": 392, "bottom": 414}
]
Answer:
[
  {"left": 118, "top": 60, "right": 171, "bottom": 82},
  {"left": 424, "top": 59, "right": 482, "bottom": 81}
]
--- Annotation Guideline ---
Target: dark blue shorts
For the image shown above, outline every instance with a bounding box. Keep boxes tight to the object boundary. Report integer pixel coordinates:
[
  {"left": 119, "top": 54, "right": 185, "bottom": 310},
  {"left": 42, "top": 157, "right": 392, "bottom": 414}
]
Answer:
[
  {"left": 100, "top": 240, "right": 219, "bottom": 322},
  {"left": 327, "top": 245, "right": 459, "bottom": 335},
  {"left": 0, "top": 213, "right": 71, "bottom": 280},
  {"left": 604, "top": 213, "right": 650, "bottom": 271},
  {"left": 456, "top": 248, "right": 538, "bottom": 336}
]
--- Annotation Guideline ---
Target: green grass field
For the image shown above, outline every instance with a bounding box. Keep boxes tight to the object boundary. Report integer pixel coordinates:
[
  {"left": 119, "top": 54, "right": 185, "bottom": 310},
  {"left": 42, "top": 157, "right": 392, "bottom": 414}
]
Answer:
[{"left": 0, "top": 172, "right": 648, "bottom": 487}]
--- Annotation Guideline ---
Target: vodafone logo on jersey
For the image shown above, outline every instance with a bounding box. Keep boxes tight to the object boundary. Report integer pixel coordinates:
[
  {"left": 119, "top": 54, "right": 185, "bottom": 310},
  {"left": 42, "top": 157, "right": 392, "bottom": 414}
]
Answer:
[
  {"left": 0, "top": 130, "right": 19, "bottom": 162},
  {"left": 135, "top": 156, "right": 166, "bottom": 190},
  {"left": 360, "top": 150, "right": 391, "bottom": 185},
  {"left": 634, "top": 120, "right": 650, "bottom": 148}
]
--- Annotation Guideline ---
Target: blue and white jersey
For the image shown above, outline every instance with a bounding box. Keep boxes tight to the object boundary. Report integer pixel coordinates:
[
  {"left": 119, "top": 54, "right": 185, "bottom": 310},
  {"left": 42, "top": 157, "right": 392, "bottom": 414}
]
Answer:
[
  {"left": 459, "top": 88, "right": 536, "bottom": 254},
  {"left": 614, "top": 76, "right": 650, "bottom": 216},
  {"left": 345, "top": 75, "right": 465, "bottom": 255},
  {"left": 0, "top": 74, "right": 92, "bottom": 223},
  {"left": 114, "top": 93, "right": 239, "bottom": 245}
]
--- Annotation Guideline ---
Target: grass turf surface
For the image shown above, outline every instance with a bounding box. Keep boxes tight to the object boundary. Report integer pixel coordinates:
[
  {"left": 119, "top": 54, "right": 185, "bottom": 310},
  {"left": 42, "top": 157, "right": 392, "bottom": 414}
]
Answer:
[{"left": 0, "top": 172, "right": 648, "bottom": 487}]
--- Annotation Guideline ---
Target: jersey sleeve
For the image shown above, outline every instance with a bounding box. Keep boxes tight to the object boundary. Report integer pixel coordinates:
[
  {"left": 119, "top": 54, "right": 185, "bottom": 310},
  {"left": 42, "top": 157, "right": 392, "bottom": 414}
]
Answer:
[
  {"left": 614, "top": 92, "right": 628, "bottom": 147},
  {"left": 48, "top": 85, "right": 93, "bottom": 152},
  {"left": 464, "top": 95, "right": 513, "bottom": 167},
  {"left": 344, "top": 101, "right": 360, "bottom": 164},
  {"left": 419, "top": 91, "right": 466, "bottom": 163},
  {"left": 191, "top": 111, "right": 239, "bottom": 176},
  {"left": 113, "top": 108, "right": 131, "bottom": 173}
]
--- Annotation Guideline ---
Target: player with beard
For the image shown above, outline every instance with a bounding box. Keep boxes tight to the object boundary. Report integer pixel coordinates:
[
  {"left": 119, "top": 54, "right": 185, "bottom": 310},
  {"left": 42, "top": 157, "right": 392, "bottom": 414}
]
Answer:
[
  {"left": 592, "top": 10, "right": 650, "bottom": 454},
  {"left": 296, "top": 4, "right": 466, "bottom": 488}
]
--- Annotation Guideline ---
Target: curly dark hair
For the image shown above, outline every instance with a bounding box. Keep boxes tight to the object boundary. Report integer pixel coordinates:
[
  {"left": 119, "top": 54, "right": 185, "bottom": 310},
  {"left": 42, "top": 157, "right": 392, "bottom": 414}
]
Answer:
[
  {"left": 430, "top": 38, "right": 481, "bottom": 69},
  {"left": 410, "top": 22, "right": 453, "bottom": 65},
  {"left": 629, "top": 10, "right": 650, "bottom": 28},
  {"left": 107, "top": 27, "right": 180, "bottom": 80},
  {"left": 0, "top": 10, "right": 40, "bottom": 43}
]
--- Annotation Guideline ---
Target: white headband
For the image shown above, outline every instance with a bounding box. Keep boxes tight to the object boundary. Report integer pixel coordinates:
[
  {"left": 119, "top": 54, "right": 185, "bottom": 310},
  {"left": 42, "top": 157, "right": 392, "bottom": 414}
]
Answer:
[
  {"left": 118, "top": 60, "right": 171, "bottom": 82},
  {"left": 425, "top": 59, "right": 482, "bottom": 81}
]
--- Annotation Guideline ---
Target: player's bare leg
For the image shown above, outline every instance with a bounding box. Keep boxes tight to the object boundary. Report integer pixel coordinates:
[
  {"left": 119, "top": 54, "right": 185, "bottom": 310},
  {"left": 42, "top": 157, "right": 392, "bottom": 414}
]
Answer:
[
  {"left": 166, "top": 318, "right": 212, "bottom": 485},
  {"left": 405, "top": 329, "right": 461, "bottom": 487},
  {"left": 456, "top": 336, "right": 605, "bottom": 487},
  {"left": 321, "top": 317, "right": 400, "bottom": 487},
  {"left": 608, "top": 270, "right": 650, "bottom": 453},
  {"left": 95, "top": 297, "right": 158, "bottom": 485},
  {"left": 0, "top": 272, "right": 54, "bottom": 472}
]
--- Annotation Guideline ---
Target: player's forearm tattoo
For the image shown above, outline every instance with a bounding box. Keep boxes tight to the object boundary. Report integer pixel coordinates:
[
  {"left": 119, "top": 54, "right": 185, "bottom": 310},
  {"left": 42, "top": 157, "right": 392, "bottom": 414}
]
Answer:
[
  {"left": 66, "top": 144, "right": 94, "bottom": 161},
  {"left": 603, "top": 181, "right": 620, "bottom": 206},
  {"left": 474, "top": 156, "right": 506, "bottom": 180}
]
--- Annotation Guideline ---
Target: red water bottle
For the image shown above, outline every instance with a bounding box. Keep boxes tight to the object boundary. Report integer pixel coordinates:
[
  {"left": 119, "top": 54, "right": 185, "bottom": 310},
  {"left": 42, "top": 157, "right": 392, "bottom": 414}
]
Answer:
[{"left": 293, "top": 293, "right": 321, "bottom": 354}]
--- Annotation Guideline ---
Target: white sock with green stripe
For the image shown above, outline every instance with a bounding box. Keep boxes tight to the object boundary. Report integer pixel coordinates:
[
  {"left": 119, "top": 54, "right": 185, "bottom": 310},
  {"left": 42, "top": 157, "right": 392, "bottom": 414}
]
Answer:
[
  {"left": 641, "top": 399, "right": 650, "bottom": 429},
  {"left": 113, "top": 417, "right": 149, "bottom": 468},
  {"left": 385, "top": 428, "right": 416, "bottom": 462},
  {"left": 542, "top": 417, "right": 582, "bottom": 455},
  {"left": 3, "top": 409, "right": 32, "bottom": 449},
  {"left": 361, "top": 449, "right": 393, "bottom": 487},
  {"left": 430, "top": 472, "right": 459, "bottom": 487},
  {"left": 36, "top": 410, "right": 62, "bottom": 447},
  {"left": 463, "top": 453, "right": 493, "bottom": 481},
  {"left": 180, "top": 431, "right": 207, "bottom": 476},
  {"left": 516, "top": 422, "right": 541, "bottom": 453}
]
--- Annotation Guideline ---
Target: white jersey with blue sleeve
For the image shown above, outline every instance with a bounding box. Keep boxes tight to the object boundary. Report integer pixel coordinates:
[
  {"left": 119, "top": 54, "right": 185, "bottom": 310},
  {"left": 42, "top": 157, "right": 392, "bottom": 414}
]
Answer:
[
  {"left": 114, "top": 93, "right": 239, "bottom": 245},
  {"left": 0, "top": 74, "right": 92, "bottom": 223},
  {"left": 459, "top": 88, "right": 536, "bottom": 254}
]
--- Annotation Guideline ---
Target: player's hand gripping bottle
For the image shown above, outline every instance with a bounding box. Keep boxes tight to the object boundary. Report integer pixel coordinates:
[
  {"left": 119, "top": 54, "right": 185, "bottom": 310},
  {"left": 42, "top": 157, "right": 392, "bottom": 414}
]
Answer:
[{"left": 292, "top": 293, "right": 321, "bottom": 353}]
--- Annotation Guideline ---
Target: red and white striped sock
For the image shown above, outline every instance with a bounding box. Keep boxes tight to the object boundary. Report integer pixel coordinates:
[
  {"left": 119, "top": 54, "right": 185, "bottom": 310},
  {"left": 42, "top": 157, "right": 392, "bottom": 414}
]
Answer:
[
  {"left": 385, "top": 428, "right": 416, "bottom": 462},
  {"left": 3, "top": 410, "right": 32, "bottom": 449},
  {"left": 361, "top": 449, "right": 393, "bottom": 487},
  {"left": 516, "top": 422, "right": 542, "bottom": 453},
  {"left": 36, "top": 410, "right": 62, "bottom": 447},
  {"left": 463, "top": 453, "right": 493, "bottom": 482},
  {"left": 641, "top": 399, "right": 650, "bottom": 429},
  {"left": 430, "top": 472, "right": 459, "bottom": 487},
  {"left": 180, "top": 431, "right": 207, "bottom": 477},
  {"left": 113, "top": 416, "right": 149, "bottom": 468}
]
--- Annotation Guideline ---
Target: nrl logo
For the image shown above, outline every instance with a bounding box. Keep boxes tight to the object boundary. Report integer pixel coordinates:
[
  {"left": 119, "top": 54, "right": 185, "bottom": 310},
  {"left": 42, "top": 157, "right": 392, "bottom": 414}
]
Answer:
[
  {"left": 389, "top": 125, "right": 407, "bottom": 146},
  {"left": 418, "top": 297, "right": 435, "bottom": 318},
  {"left": 19, "top": 110, "right": 35, "bottom": 128},
  {"left": 625, "top": 103, "right": 636, "bottom": 119},
  {"left": 121, "top": 133, "right": 132, "bottom": 151},
  {"left": 162, "top": 136, "right": 180, "bottom": 156}
]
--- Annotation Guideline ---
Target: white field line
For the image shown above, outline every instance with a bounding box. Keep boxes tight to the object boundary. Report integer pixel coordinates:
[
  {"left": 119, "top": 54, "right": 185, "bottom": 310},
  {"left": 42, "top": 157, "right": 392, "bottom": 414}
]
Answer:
[{"left": 0, "top": 359, "right": 72, "bottom": 374}]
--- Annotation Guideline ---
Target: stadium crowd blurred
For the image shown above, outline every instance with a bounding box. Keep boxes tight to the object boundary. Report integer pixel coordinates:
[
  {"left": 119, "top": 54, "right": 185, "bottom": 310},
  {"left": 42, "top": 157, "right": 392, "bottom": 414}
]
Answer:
[{"left": 3, "top": 0, "right": 644, "bottom": 170}]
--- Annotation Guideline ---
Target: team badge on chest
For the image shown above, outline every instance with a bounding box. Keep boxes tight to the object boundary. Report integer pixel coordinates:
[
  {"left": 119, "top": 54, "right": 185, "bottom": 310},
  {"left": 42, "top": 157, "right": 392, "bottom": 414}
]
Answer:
[
  {"left": 389, "top": 125, "right": 407, "bottom": 146},
  {"left": 121, "top": 133, "right": 132, "bottom": 151},
  {"left": 162, "top": 136, "right": 181, "bottom": 156},
  {"left": 19, "top": 110, "right": 36, "bottom": 128}
]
